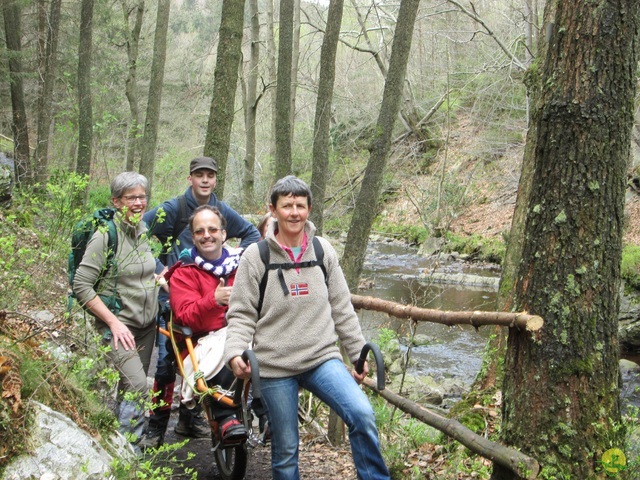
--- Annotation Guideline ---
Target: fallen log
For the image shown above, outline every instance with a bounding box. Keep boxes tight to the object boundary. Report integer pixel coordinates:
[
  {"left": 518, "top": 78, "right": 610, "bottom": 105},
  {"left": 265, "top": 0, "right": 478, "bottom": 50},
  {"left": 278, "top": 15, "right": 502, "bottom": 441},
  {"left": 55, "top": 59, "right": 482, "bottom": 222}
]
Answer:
[
  {"left": 362, "top": 377, "right": 540, "bottom": 479},
  {"left": 351, "top": 294, "right": 543, "bottom": 332}
]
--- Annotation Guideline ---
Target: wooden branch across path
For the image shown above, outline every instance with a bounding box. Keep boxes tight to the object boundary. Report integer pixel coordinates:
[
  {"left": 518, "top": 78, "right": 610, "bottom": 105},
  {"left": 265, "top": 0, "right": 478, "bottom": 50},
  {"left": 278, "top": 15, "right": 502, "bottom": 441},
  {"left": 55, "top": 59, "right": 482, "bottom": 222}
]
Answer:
[
  {"left": 362, "top": 377, "right": 540, "bottom": 479},
  {"left": 351, "top": 294, "right": 543, "bottom": 332}
]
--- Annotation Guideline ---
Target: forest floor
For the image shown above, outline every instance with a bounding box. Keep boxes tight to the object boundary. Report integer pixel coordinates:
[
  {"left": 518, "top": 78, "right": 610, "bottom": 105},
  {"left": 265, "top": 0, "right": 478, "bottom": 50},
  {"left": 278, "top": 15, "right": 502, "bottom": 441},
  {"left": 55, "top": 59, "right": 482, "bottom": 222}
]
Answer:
[
  {"left": 146, "top": 347, "right": 359, "bottom": 480},
  {"left": 380, "top": 115, "right": 640, "bottom": 247},
  {"left": 158, "top": 416, "right": 358, "bottom": 479},
  {"left": 447, "top": 177, "right": 640, "bottom": 246}
]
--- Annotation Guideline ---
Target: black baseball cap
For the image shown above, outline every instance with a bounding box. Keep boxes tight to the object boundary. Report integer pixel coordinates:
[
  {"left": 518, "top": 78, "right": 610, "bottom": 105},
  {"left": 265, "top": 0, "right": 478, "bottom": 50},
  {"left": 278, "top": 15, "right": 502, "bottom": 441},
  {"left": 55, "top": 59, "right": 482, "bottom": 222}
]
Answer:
[{"left": 189, "top": 156, "right": 218, "bottom": 173}]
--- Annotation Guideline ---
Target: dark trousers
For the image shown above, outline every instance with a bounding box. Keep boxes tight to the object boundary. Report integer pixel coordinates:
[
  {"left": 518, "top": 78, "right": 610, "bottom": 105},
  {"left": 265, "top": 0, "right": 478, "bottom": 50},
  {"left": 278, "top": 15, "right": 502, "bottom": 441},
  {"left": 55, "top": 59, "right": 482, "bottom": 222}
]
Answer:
[{"left": 147, "top": 310, "right": 183, "bottom": 434}]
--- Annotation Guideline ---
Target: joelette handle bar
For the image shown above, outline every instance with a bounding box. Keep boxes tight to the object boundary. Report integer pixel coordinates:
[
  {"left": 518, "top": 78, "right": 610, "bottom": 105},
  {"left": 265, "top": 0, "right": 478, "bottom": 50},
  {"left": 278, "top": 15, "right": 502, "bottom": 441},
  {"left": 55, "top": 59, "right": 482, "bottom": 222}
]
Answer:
[
  {"left": 233, "top": 349, "right": 261, "bottom": 405},
  {"left": 354, "top": 342, "right": 385, "bottom": 390}
]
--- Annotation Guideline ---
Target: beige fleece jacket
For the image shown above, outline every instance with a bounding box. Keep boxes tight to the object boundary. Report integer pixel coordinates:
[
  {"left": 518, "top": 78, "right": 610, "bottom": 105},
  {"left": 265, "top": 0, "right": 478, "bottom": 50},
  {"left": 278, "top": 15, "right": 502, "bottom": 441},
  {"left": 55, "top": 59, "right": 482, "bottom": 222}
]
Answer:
[
  {"left": 224, "top": 220, "right": 365, "bottom": 378},
  {"left": 73, "top": 212, "right": 158, "bottom": 329}
]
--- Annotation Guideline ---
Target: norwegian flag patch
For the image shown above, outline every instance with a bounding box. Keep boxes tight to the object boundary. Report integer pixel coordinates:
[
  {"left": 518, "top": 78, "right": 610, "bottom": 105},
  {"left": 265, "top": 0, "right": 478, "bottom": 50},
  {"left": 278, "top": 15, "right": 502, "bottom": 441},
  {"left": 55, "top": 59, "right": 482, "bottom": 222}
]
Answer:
[{"left": 290, "top": 283, "right": 309, "bottom": 296}]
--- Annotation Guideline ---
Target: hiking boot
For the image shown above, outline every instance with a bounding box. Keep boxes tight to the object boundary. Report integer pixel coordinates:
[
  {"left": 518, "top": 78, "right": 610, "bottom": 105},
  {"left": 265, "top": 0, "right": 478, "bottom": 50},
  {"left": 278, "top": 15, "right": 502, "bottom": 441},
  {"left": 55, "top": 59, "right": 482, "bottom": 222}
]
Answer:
[
  {"left": 138, "top": 430, "right": 164, "bottom": 450},
  {"left": 219, "top": 415, "right": 248, "bottom": 445},
  {"left": 174, "top": 409, "right": 211, "bottom": 438}
]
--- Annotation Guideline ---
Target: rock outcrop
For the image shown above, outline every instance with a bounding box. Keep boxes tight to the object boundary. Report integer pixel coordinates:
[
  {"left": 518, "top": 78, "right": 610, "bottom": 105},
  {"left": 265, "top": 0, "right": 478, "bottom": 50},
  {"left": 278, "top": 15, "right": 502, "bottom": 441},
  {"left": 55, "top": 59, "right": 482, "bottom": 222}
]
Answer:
[
  {"left": 619, "top": 287, "right": 640, "bottom": 352},
  {"left": 2, "top": 401, "right": 134, "bottom": 480}
]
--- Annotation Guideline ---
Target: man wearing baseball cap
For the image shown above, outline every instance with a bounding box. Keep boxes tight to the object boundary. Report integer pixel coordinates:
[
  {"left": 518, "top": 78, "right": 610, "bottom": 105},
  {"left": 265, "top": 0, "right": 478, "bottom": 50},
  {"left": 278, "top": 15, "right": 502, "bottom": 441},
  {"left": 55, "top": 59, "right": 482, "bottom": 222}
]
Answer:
[{"left": 140, "top": 156, "right": 260, "bottom": 449}]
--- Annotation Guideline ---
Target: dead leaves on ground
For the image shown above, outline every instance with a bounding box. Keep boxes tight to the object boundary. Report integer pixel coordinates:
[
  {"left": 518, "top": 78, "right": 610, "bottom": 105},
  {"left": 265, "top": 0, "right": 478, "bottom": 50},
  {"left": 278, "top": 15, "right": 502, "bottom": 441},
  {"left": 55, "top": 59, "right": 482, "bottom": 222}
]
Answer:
[
  {"left": 0, "top": 348, "right": 23, "bottom": 466},
  {"left": 0, "top": 350, "right": 22, "bottom": 414},
  {"left": 299, "top": 434, "right": 357, "bottom": 479},
  {"left": 0, "top": 355, "right": 11, "bottom": 376}
]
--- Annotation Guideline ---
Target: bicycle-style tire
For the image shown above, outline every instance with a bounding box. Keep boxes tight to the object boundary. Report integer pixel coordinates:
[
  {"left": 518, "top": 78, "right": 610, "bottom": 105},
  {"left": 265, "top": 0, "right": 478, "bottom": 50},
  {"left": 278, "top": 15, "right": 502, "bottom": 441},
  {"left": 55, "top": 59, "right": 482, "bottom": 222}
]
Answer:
[{"left": 214, "top": 445, "right": 247, "bottom": 480}]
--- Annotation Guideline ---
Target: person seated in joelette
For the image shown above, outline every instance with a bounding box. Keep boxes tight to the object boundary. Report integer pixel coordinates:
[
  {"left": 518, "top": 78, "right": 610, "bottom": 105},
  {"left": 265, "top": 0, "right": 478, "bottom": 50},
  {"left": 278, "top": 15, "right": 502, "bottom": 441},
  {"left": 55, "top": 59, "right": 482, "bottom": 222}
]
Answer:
[{"left": 167, "top": 204, "right": 247, "bottom": 445}]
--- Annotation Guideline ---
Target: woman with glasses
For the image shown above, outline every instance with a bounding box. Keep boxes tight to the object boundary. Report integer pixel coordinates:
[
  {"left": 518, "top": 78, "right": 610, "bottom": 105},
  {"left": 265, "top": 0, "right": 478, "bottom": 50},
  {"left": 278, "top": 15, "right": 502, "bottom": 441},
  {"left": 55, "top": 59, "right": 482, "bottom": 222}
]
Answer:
[
  {"left": 165, "top": 204, "right": 248, "bottom": 445},
  {"left": 73, "top": 171, "right": 159, "bottom": 447}
]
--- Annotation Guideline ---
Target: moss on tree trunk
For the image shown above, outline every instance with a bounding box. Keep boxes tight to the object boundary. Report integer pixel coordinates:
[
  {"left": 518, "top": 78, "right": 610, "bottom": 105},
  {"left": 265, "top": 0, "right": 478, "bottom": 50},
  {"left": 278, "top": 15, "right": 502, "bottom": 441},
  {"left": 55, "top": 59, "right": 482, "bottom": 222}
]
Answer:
[{"left": 496, "top": 1, "right": 639, "bottom": 478}]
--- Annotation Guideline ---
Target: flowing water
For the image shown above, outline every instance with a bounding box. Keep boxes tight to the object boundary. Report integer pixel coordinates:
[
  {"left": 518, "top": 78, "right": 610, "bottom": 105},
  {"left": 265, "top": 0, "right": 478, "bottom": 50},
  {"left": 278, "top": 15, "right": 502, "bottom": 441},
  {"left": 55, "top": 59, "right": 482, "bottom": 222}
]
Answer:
[
  {"left": 357, "top": 241, "right": 499, "bottom": 389},
  {"left": 356, "top": 240, "right": 640, "bottom": 412}
]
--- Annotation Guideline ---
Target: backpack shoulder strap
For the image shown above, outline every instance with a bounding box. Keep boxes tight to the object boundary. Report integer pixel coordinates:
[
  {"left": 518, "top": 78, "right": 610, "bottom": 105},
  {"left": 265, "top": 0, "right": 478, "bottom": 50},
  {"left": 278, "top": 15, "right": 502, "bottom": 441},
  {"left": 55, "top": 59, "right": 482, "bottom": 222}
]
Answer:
[
  {"left": 171, "top": 195, "right": 190, "bottom": 242},
  {"left": 311, "top": 237, "right": 327, "bottom": 285},
  {"left": 282, "top": 237, "right": 327, "bottom": 282},
  {"left": 89, "top": 208, "right": 118, "bottom": 279},
  {"left": 257, "top": 240, "right": 270, "bottom": 316},
  {"left": 104, "top": 213, "right": 118, "bottom": 274},
  {"left": 159, "top": 195, "right": 189, "bottom": 266},
  {"left": 256, "top": 237, "right": 328, "bottom": 317},
  {"left": 92, "top": 209, "right": 119, "bottom": 292}
]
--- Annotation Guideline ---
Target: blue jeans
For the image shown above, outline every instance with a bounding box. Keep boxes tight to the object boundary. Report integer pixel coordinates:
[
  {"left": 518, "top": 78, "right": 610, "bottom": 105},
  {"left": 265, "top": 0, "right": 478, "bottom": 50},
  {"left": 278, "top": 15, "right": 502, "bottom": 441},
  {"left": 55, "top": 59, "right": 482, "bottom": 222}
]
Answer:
[{"left": 260, "top": 359, "right": 390, "bottom": 480}]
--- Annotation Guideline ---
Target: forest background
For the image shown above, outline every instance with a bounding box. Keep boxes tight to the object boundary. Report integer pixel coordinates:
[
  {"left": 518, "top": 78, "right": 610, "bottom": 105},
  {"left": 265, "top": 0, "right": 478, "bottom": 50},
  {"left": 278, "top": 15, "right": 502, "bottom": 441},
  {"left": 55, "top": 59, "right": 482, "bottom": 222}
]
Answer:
[
  {"left": 1, "top": 0, "right": 546, "bottom": 231},
  {"left": 2, "top": 0, "right": 640, "bottom": 479}
]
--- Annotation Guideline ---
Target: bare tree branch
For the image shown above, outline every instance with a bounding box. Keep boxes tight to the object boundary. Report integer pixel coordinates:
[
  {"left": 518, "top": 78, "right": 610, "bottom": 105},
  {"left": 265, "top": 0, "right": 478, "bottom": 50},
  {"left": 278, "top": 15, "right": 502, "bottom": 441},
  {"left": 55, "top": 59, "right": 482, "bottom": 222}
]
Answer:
[
  {"left": 362, "top": 377, "right": 540, "bottom": 479},
  {"left": 446, "top": 0, "right": 526, "bottom": 71},
  {"left": 393, "top": 89, "right": 450, "bottom": 143},
  {"left": 351, "top": 294, "right": 544, "bottom": 332}
]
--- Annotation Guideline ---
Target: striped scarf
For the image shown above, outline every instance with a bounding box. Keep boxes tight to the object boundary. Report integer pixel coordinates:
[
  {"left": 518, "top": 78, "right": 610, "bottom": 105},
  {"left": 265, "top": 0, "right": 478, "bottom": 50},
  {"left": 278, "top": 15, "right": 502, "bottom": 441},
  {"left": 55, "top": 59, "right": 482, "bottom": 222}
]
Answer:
[{"left": 189, "top": 246, "right": 243, "bottom": 278}]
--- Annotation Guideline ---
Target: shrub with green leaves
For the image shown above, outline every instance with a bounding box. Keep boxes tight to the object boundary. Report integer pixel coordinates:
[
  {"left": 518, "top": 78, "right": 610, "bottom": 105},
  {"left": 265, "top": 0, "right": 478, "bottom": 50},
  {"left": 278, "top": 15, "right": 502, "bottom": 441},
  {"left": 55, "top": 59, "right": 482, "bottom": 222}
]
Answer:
[
  {"left": 0, "top": 173, "right": 93, "bottom": 309},
  {"left": 39, "top": 171, "right": 89, "bottom": 253},
  {"left": 110, "top": 439, "right": 197, "bottom": 480},
  {"left": 621, "top": 245, "right": 640, "bottom": 290},
  {"left": 443, "top": 231, "right": 505, "bottom": 264},
  {"left": 371, "top": 219, "right": 429, "bottom": 245},
  {"left": 0, "top": 221, "right": 38, "bottom": 309}
]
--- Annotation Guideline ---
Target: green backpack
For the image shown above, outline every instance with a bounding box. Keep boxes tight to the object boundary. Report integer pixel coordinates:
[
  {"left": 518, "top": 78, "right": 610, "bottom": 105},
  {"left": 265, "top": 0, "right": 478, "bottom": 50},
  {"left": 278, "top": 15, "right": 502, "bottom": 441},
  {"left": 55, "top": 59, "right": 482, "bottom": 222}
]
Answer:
[{"left": 67, "top": 208, "right": 121, "bottom": 314}]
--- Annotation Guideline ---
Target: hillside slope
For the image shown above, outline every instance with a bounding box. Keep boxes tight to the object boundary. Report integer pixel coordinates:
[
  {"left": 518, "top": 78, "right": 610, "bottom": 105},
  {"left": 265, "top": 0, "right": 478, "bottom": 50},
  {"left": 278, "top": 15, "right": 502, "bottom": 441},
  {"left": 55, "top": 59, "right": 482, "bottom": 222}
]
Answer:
[{"left": 381, "top": 117, "right": 640, "bottom": 247}]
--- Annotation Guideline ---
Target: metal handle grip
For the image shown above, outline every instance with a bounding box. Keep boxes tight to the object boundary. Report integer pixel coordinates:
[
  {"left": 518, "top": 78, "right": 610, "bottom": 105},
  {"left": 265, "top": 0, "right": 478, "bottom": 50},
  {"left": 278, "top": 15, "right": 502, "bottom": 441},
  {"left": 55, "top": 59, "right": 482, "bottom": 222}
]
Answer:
[
  {"left": 237, "top": 349, "right": 261, "bottom": 401},
  {"left": 354, "top": 342, "right": 385, "bottom": 390}
]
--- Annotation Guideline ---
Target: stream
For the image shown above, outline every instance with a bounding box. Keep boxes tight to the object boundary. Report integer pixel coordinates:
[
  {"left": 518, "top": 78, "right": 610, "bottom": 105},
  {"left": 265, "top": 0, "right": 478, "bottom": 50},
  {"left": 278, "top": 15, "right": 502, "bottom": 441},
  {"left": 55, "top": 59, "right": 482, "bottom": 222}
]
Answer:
[
  {"left": 357, "top": 240, "right": 498, "bottom": 391},
  {"left": 356, "top": 240, "right": 640, "bottom": 412}
]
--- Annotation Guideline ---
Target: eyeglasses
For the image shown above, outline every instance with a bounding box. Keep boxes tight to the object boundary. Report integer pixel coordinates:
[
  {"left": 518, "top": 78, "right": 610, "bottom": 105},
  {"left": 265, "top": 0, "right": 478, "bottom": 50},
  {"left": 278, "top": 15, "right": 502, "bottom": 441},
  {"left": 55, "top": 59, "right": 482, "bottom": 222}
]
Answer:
[
  {"left": 193, "top": 227, "right": 223, "bottom": 237},
  {"left": 120, "top": 194, "right": 148, "bottom": 204}
]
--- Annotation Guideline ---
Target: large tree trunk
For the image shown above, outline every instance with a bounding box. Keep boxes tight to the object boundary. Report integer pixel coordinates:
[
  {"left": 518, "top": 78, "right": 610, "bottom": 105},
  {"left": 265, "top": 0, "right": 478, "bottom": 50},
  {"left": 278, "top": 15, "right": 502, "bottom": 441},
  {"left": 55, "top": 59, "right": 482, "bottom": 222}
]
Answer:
[
  {"left": 36, "top": 0, "right": 46, "bottom": 74},
  {"left": 266, "top": 0, "right": 278, "bottom": 165},
  {"left": 139, "top": 0, "right": 170, "bottom": 197},
  {"left": 274, "top": 0, "right": 294, "bottom": 180},
  {"left": 341, "top": 0, "right": 421, "bottom": 291},
  {"left": 495, "top": 2, "right": 639, "bottom": 478},
  {"left": 34, "top": 0, "right": 61, "bottom": 183},
  {"left": 203, "top": 0, "right": 246, "bottom": 199},
  {"left": 122, "top": 0, "right": 145, "bottom": 172},
  {"left": 242, "top": 0, "right": 260, "bottom": 209},
  {"left": 476, "top": 1, "right": 559, "bottom": 395},
  {"left": 76, "top": 0, "right": 94, "bottom": 178},
  {"left": 314, "top": 1, "right": 346, "bottom": 443},
  {"left": 2, "top": 0, "right": 31, "bottom": 185},
  {"left": 310, "top": 0, "right": 344, "bottom": 236},
  {"left": 289, "top": 0, "right": 300, "bottom": 144}
]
